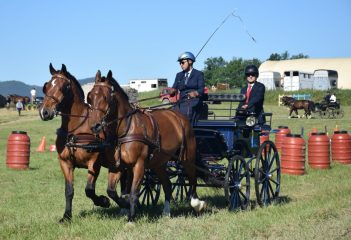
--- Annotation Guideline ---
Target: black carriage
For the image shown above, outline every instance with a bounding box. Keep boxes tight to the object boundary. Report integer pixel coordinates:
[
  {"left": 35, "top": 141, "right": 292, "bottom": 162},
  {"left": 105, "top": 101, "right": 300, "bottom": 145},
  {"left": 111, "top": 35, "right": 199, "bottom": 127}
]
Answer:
[
  {"left": 139, "top": 93, "right": 281, "bottom": 211},
  {"left": 315, "top": 100, "right": 344, "bottom": 119}
]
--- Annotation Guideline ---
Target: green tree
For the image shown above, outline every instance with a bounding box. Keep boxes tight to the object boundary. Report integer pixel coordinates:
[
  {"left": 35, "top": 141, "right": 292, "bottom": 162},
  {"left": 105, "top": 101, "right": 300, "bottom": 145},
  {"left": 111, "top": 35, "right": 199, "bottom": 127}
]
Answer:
[
  {"left": 203, "top": 57, "right": 261, "bottom": 88},
  {"left": 203, "top": 57, "right": 227, "bottom": 86},
  {"left": 267, "top": 51, "right": 309, "bottom": 60}
]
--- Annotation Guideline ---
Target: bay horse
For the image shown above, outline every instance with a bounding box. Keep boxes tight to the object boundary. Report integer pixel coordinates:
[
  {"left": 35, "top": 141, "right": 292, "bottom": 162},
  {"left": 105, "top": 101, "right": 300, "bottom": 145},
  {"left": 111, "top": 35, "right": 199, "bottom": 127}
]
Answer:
[
  {"left": 281, "top": 96, "right": 315, "bottom": 119},
  {"left": 87, "top": 70, "right": 206, "bottom": 222},
  {"left": 38, "top": 64, "right": 127, "bottom": 223}
]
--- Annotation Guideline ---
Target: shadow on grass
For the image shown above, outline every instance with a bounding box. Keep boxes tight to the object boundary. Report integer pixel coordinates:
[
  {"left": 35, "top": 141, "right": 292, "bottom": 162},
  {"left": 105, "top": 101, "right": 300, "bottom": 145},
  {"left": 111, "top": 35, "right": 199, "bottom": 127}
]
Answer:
[{"left": 77, "top": 194, "right": 292, "bottom": 221}]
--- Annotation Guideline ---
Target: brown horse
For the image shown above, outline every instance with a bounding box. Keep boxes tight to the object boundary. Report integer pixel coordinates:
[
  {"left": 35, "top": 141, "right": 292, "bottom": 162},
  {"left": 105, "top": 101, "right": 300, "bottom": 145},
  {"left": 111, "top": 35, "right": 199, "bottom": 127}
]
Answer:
[
  {"left": 281, "top": 96, "right": 315, "bottom": 119},
  {"left": 87, "top": 70, "right": 206, "bottom": 222},
  {"left": 38, "top": 64, "right": 127, "bottom": 223}
]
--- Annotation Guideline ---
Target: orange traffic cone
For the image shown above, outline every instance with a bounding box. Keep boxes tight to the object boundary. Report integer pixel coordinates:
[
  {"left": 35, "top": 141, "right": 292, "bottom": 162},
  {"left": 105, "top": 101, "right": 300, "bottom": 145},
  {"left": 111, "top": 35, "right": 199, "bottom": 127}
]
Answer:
[
  {"left": 334, "top": 125, "right": 339, "bottom": 132},
  {"left": 37, "top": 136, "right": 46, "bottom": 152}
]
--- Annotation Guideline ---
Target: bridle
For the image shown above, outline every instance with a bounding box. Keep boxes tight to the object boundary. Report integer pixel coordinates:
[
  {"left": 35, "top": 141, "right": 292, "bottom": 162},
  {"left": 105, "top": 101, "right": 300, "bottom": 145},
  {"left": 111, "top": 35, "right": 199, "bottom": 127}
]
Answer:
[
  {"left": 89, "top": 82, "right": 116, "bottom": 120},
  {"left": 43, "top": 74, "right": 88, "bottom": 118}
]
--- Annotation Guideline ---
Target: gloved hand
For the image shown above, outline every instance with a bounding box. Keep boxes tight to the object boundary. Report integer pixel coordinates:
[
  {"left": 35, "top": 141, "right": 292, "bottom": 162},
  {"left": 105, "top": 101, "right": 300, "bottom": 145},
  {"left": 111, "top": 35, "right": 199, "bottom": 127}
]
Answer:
[
  {"left": 169, "top": 88, "right": 177, "bottom": 97},
  {"left": 187, "top": 91, "right": 199, "bottom": 99}
]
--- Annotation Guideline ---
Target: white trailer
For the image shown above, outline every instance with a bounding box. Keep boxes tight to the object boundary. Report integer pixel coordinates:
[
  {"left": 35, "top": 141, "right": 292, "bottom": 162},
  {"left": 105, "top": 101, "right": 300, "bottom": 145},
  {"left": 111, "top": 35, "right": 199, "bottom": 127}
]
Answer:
[
  {"left": 257, "top": 71, "right": 282, "bottom": 90},
  {"left": 129, "top": 78, "right": 168, "bottom": 92},
  {"left": 313, "top": 69, "right": 338, "bottom": 90},
  {"left": 283, "top": 70, "right": 313, "bottom": 91}
]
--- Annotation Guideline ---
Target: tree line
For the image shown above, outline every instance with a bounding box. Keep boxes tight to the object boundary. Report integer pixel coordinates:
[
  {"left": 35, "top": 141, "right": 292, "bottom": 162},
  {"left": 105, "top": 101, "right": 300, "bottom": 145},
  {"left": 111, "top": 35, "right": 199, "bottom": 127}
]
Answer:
[{"left": 203, "top": 51, "right": 309, "bottom": 88}]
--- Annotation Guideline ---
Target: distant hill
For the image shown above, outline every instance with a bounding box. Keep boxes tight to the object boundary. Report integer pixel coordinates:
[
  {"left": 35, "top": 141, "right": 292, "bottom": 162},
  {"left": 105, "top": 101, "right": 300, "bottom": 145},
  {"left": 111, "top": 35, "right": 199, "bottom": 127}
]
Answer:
[{"left": 0, "top": 78, "right": 95, "bottom": 97}]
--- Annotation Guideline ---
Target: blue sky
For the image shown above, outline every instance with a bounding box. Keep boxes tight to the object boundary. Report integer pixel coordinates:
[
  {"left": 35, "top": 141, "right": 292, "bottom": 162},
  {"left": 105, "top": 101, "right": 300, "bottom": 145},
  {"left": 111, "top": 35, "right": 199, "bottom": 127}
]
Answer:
[{"left": 0, "top": 0, "right": 350, "bottom": 87}]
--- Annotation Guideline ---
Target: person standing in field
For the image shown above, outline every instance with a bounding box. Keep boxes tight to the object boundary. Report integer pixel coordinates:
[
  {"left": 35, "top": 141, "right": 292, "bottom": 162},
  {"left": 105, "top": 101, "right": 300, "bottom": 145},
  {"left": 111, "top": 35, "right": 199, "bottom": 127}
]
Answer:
[
  {"left": 16, "top": 99, "right": 24, "bottom": 116},
  {"left": 30, "top": 88, "right": 36, "bottom": 104}
]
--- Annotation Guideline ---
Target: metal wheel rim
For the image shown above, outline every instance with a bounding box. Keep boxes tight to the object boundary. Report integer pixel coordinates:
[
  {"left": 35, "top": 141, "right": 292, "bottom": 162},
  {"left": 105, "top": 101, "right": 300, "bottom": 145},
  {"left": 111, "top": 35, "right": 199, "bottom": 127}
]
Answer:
[
  {"left": 224, "top": 155, "right": 250, "bottom": 211},
  {"left": 254, "top": 141, "right": 281, "bottom": 207}
]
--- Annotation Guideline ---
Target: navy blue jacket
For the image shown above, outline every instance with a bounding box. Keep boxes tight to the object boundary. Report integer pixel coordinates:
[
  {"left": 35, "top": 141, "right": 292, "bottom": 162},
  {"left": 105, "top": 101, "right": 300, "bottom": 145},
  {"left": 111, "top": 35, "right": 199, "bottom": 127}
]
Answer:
[
  {"left": 172, "top": 68, "right": 205, "bottom": 99},
  {"left": 238, "top": 81, "right": 265, "bottom": 117},
  {"left": 172, "top": 68, "right": 205, "bottom": 122}
]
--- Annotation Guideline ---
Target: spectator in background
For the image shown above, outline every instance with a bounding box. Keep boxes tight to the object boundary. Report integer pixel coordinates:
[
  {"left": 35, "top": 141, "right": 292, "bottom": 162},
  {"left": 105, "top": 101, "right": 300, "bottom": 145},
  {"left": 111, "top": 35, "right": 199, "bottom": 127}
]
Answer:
[
  {"left": 30, "top": 88, "right": 36, "bottom": 104},
  {"left": 16, "top": 99, "right": 23, "bottom": 116}
]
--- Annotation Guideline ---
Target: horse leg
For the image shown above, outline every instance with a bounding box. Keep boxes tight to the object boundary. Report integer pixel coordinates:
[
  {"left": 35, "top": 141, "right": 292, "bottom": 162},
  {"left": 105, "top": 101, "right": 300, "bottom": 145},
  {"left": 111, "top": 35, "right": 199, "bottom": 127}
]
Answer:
[
  {"left": 128, "top": 162, "right": 145, "bottom": 222},
  {"left": 153, "top": 166, "right": 172, "bottom": 217},
  {"left": 106, "top": 170, "right": 130, "bottom": 209},
  {"left": 59, "top": 160, "right": 74, "bottom": 223},
  {"left": 289, "top": 108, "right": 293, "bottom": 118},
  {"left": 181, "top": 156, "right": 207, "bottom": 213},
  {"left": 85, "top": 164, "right": 110, "bottom": 208}
]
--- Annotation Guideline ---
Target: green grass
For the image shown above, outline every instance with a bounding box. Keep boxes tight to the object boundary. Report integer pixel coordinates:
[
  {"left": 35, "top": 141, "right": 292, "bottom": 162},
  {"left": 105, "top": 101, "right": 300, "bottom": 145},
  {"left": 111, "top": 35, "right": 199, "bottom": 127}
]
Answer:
[{"left": 1, "top": 105, "right": 351, "bottom": 240}]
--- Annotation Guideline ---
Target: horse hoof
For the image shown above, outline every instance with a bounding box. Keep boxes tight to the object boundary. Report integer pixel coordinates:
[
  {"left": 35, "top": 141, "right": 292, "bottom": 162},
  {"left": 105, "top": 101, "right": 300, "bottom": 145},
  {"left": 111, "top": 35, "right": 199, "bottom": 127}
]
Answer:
[
  {"left": 191, "top": 198, "right": 206, "bottom": 213},
  {"left": 97, "top": 195, "right": 111, "bottom": 208},
  {"left": 125, "top": 221, "right": 135, "bottom": 228},
  {"left": 199, "top": 200, "right": 207, "bottom": 212},
  {"left": 58, "top": 214, "right": 72, "bottom": 224}
]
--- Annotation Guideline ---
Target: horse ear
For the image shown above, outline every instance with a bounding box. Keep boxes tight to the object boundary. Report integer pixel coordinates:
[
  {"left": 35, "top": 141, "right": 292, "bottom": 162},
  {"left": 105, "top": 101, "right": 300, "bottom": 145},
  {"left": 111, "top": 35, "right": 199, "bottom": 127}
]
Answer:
[
  {"left": 107, "top": 70, "right": 113, "bottom": 79},
  {"left": 61, "top": 64, "right": 67, "bottom": 74},
  {"left": 49, "top": 63, "right": 56, "bottom": 75},
  {"left": 95, "top": 70, "right": 101, "bottom": 82}
]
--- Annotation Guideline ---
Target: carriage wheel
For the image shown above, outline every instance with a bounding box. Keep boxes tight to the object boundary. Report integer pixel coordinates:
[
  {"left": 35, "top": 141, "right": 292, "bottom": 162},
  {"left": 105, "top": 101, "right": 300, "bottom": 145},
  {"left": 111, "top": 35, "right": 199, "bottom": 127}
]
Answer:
[
  {"left": 320, "top": 111, "right": 328, "bottom": 119},
  {"left": 168, "top": 163, "right": 190, "bottom": 202},
  {"left": 254, "top": 141, "right": 281, "bottom": 207},
  {"left": 327, "top": 108, "right": 336, "bottom": 119},
  {"left": 336, "top": 109, "right": 344, "bottom": 119},
  {"left": 139, "top": 169, "right": 161, "bottom": 207},
  {"left": 224, "top": 155, "right": 250, "bottom": 211}
]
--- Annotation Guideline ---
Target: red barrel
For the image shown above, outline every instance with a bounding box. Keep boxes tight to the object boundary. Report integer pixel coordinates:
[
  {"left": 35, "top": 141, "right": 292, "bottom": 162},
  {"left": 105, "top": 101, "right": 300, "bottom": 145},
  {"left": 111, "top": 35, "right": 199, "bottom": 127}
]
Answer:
[
  {"left": 281, "top": 134, "right": 306, "bottom": 175},
  {"left": 260, "top": 131, "right": 270, "bottom": 145},
  {"left": 6, "top": 131, "right": 30, "bottom": 169},
  {"left": 331, "top": 131, "right": 351, "bottom": 164},
  {"left": 275, "top": 126, "right": 291, "bottom": 152},
  {"left": 308, "top": 132, "right": 330, "bottom": 169}
]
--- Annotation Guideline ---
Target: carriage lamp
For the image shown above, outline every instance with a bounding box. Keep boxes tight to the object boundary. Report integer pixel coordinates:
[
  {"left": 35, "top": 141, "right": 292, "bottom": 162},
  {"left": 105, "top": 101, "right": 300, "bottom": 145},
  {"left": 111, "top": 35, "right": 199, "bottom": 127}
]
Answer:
[{"left": 246, "top": 116, "right": 257, "bottom": 127}]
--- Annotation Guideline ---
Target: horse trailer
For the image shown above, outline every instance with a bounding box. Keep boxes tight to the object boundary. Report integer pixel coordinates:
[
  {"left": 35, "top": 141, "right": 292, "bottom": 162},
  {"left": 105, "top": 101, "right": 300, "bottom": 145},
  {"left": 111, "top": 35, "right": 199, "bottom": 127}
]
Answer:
[
  {"left": 257, "top": 71, "right": 282, "bottom": 90},
  {"left": 313, "top": 69, "right": 338, "bottom": 90},
  {"left": 129, "top": 78, "right": 168, "bottom": 92},
  {"left": 283, "top": 70, "right": 313, "bottom": 91}
]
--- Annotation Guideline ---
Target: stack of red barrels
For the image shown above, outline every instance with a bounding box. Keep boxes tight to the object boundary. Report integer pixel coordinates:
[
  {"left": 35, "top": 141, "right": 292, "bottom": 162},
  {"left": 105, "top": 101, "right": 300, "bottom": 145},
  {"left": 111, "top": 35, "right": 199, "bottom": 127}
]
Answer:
[{"left": 278, "top": 127, "right": 351, "bottom": 176}]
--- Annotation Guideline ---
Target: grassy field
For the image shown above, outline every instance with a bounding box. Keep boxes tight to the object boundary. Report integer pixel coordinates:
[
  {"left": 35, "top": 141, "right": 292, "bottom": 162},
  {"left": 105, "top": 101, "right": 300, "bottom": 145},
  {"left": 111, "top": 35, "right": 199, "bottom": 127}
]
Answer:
[{"left": 1, "top": 104, "right": 351, "bottom": 240}]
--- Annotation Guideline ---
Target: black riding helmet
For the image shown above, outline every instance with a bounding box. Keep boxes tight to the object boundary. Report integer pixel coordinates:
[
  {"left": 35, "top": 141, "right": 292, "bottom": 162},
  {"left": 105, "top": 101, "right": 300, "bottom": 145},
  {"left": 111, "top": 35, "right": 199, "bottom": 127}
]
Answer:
[{"left": 244, "top": 65, "right": 259, "bottom": 77}]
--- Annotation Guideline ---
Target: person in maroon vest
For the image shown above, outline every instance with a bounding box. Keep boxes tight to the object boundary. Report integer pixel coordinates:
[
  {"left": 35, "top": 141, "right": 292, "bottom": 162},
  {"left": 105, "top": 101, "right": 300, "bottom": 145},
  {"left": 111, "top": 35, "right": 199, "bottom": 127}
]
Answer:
[{"left": 238, "top": 64, "right": 265, "bottom": 123}]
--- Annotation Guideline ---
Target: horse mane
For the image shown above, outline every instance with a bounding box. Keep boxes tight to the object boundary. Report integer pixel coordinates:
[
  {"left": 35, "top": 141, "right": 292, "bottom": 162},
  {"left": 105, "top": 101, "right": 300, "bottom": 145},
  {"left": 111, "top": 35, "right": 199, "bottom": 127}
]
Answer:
[
  {"left": 64, "top": 70, "right": 85, "bottom": 102},
  {"left": 108, "top": 76, "right": 130, "bottom": 102}
]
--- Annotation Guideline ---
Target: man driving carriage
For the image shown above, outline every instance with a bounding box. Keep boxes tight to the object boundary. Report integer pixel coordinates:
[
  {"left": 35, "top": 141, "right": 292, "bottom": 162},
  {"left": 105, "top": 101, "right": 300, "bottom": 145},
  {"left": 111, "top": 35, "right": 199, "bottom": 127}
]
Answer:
[
  {"left": 169, "top": 51, "right": 205, "bottom": 124},
  {"left": 323, "top": 91, "right": 339, "bottom": 109},
  {"left": 237, "top": 64, "right": 266, "bottom": 124}
]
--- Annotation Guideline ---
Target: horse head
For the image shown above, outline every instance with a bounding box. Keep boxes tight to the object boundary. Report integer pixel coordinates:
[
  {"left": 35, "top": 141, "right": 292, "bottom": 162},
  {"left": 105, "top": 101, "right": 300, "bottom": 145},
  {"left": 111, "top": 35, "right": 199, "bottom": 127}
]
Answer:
[
  {"left": 281, "top": 96, "right": 295, "bottom": 106},
  {"left": 39, "top": 63, "right": 83, "bottom": 121},
  {"left": 88, "top": 70, "right": 132, "bottom": 136},
  {"left": 88, "top": 70, "right": 116, "bottom": 134}
]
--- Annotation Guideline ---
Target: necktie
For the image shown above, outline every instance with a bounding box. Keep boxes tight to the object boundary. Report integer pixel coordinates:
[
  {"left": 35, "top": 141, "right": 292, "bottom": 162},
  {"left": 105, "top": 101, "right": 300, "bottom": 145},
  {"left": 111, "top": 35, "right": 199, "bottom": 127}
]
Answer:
[
  {"left": 184, "top": 72, "right": 189, "bottom": 85},
  {"left": 245, "top": 85, "right": 252, "bottom": 104}
]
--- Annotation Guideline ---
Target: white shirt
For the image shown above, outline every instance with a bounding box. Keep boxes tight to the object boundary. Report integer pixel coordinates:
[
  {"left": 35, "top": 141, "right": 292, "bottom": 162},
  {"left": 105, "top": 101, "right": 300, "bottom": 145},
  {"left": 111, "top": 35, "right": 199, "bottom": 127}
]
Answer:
[
  {"left": 330, "top": 94, "right": 336, "bottom": 103},
  {"left": 31, "top": 89, "right": 36, "bottom": 96}
]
